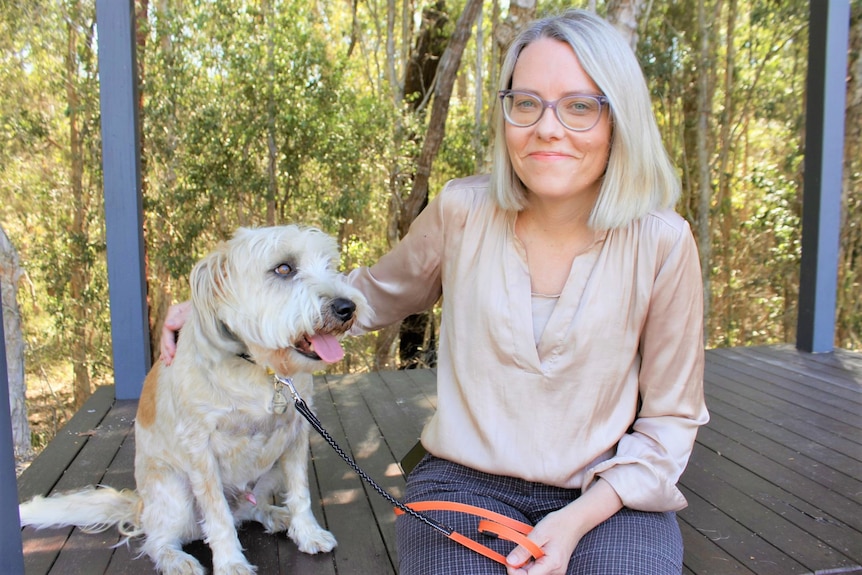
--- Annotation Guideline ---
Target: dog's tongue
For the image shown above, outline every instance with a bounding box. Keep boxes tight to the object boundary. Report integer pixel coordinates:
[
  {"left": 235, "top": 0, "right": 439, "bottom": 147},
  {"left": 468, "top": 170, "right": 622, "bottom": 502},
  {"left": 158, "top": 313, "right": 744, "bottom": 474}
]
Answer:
[{"left": 310, "top": 333, "right": 344, "bottom": 363}]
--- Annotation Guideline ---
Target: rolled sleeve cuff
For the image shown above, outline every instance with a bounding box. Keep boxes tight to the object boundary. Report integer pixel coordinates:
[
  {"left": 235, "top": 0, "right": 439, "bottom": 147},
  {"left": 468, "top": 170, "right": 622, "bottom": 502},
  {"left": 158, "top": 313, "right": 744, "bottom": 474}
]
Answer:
[{"left": 583, "top": 457, "right": 688, "bottom": 512}]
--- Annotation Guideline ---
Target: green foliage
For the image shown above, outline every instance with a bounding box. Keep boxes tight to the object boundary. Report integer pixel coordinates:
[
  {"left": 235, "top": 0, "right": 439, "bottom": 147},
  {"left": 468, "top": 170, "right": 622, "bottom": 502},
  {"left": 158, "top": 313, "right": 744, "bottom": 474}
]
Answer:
[
  {"left": 1, "top": 0, "right": 860, "bottom": 412},
  {"left": 141, "top": 1, "right": 395, "bottom": 287},
  {"left": 1, "top": 0, "right": 112, "bottom": 392}
]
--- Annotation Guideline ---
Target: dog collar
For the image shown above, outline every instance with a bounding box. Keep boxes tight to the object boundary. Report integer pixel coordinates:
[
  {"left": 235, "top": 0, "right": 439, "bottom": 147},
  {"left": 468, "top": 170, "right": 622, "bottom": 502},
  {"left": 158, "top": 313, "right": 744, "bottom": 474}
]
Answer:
[{"left": 236, "top": 352, "right": 286, "bottom": 413}]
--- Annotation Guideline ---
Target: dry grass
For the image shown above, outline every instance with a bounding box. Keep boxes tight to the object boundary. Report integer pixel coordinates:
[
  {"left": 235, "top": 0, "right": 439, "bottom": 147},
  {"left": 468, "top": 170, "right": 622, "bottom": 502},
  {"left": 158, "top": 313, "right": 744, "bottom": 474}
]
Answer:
[{"left": 16, "top": 368, "right": 77, "bottom": 477}]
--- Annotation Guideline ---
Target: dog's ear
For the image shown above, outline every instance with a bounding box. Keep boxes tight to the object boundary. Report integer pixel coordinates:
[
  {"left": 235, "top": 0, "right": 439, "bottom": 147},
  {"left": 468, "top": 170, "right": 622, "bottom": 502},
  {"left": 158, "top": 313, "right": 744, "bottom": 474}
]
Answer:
[{"left": 189, "top": 243, "right": 231, "bottom": 341}]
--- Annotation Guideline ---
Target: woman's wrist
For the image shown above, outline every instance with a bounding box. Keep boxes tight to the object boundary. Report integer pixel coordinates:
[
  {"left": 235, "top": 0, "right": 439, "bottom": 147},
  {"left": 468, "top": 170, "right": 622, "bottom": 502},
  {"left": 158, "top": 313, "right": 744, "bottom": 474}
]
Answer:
[{"left": 562, "top": 478, "right": 623, "bottom": 539}]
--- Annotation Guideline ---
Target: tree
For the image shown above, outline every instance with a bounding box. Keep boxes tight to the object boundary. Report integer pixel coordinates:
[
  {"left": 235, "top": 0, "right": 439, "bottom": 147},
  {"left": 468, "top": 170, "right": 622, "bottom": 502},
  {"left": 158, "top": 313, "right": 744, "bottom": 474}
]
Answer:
[
  {"left": 607, "top": 0, "right": 646, "bottom": 49},
  {"left": 65, "top": 0, "right": 100, "bottom": 408},
  {"left": 839, "top": 2, "right": 862, "bottom": 349},
  {"left": 0, "top": 226, "right": 31, "bottom": 458},
  {"left": 396, "top": 0, "right": 482, "bottom": 367},
  {"left": 1, "top": 2, "right": 860, "bottom": 460}
]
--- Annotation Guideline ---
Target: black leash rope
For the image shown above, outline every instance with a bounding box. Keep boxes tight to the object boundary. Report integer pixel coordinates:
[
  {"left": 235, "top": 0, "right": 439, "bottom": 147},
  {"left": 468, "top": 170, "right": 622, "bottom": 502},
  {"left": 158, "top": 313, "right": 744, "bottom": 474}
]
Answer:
[{"left": 275, "top": 375, "right": 452, "bottom": 537}]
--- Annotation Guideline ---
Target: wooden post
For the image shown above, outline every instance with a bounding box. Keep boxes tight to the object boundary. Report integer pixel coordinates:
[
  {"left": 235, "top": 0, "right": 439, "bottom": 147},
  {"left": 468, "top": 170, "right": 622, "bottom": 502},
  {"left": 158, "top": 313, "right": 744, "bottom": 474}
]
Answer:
[
  {"left": 95, "top": 0, "right": 151, "bottom": 397},
  {"left": 797, "top": 0, "right": 849, "bottom": 353},
  {"left": 0, "top": 278, "right": 25, "bottom": 574}
]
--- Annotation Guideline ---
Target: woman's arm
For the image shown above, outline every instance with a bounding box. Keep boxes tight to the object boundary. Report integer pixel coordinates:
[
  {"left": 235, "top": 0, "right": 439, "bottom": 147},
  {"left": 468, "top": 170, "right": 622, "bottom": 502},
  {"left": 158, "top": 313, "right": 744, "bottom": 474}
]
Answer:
[{"left": 585, "top": 218, "right": 709, "bottom": 511}]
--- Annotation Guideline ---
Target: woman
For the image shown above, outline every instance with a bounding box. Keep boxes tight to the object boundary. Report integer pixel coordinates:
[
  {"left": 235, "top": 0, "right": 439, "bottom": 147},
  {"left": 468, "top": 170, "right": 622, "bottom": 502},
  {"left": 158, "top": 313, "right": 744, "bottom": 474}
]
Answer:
[{"left": 163, "top": 10, "right": 708, "bottom": 574}]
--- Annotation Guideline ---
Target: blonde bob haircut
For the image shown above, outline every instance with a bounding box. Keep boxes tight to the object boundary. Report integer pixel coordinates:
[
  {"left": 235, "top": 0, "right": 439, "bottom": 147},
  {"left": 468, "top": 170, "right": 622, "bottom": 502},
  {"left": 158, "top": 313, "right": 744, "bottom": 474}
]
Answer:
[{"left": 489, "top": 9, "right": 680, "bottom": 230}]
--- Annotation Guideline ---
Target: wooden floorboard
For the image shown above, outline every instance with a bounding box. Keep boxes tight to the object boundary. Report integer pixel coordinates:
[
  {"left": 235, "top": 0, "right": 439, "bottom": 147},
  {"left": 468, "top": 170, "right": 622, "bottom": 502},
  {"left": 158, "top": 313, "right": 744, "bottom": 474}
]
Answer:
[{"left": 17, "top": 346, "right": 862, "bottom": 574}]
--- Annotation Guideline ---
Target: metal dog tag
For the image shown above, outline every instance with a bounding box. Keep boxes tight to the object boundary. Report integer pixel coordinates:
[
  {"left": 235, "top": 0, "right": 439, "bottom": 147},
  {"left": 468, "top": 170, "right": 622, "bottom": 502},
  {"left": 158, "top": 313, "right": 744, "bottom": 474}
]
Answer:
[{"left": 272, "top": 383, "right": 288, "bottom": 414}]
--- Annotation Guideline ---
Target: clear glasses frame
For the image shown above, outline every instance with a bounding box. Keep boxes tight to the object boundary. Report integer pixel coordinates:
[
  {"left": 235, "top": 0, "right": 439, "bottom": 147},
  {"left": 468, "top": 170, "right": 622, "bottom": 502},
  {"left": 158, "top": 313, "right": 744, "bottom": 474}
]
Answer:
[{"left": 498, "top": 90, "right": 609, "bottom": 132}]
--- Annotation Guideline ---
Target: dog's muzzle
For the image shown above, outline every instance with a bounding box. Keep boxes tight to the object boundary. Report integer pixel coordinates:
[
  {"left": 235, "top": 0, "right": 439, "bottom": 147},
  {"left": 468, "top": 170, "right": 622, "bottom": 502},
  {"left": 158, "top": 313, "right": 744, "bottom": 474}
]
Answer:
[{"left": 292, "top": 297, "right": 358, "bottom": 363}]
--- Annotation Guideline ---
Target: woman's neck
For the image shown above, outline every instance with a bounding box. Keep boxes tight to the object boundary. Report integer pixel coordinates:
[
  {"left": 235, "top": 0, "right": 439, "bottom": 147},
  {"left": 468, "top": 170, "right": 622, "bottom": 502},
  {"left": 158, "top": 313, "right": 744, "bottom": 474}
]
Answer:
[{"left": 515, "top": 201, "right": 598, "bottom": 296}]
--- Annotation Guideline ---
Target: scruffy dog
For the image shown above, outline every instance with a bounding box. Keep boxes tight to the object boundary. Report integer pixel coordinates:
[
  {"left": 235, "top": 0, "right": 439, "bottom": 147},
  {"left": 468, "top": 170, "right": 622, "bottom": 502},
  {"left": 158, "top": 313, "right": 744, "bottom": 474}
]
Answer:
[{"left": 20, "top": 225, "right": 368, "bottom": 575}]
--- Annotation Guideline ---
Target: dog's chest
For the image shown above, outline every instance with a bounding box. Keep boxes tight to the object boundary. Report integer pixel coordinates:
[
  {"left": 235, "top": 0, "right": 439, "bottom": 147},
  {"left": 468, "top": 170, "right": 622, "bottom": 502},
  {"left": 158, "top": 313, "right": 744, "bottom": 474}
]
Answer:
[{"left": 210, "top": 411, "right": 298, "bottom": 474}]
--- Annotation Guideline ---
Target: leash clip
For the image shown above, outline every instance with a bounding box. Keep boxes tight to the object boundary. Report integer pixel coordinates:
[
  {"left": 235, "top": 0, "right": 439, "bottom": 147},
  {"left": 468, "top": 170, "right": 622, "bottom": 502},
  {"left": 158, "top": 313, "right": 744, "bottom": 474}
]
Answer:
[
  {"left": 274, "top": 374, "right": 301, "bottom": 402},
  {"left": 272, "top": 374, "right": 302, "bottom": 414}
]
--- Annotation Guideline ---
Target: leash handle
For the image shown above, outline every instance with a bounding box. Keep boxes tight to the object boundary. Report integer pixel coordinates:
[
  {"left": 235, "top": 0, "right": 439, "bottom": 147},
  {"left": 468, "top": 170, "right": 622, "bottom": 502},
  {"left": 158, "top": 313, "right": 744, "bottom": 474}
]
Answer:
[{"left": 395, "top": 501, "right": 544, "bottom": 567}]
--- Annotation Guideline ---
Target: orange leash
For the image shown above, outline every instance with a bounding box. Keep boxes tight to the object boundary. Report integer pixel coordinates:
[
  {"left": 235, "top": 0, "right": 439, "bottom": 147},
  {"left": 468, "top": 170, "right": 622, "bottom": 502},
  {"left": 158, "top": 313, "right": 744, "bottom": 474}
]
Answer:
[{"left": 395, "top": 501, "right": 544, "bottom": 567}]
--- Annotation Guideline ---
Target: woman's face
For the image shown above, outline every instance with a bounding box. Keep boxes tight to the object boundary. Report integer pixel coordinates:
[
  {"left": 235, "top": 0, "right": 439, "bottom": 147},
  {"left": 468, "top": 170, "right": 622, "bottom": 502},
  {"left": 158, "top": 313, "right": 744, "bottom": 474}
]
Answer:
[{"left": 505, "top": 38, "right": 612, "bottom": 205}]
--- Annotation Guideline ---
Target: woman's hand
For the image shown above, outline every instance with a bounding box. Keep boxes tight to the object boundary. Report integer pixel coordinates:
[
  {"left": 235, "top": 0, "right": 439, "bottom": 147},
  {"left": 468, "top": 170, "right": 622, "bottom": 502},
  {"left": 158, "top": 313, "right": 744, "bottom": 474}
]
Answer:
[
  {"left": 506, "top": 479, "right": 623, "bottom": 575},
  {"left": 159, "top": 301, "right": 191, "bottom": 365},
  {"left": 505, "top": 509, "right": 582, "bottom": 575}
]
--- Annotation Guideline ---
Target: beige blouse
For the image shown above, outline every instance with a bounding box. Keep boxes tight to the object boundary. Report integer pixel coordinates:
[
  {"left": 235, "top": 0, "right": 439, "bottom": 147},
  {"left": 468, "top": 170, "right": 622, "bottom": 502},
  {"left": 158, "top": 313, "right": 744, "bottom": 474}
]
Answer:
[{"left": 347, "top": 174, "right": 709, "bottom": 512}]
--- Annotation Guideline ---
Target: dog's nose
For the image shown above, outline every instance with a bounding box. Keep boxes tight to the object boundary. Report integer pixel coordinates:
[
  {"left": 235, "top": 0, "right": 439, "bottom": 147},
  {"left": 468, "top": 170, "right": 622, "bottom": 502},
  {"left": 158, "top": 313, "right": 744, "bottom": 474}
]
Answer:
[{"left": 330, "top": 298, "right": 356, "bottom": 321}]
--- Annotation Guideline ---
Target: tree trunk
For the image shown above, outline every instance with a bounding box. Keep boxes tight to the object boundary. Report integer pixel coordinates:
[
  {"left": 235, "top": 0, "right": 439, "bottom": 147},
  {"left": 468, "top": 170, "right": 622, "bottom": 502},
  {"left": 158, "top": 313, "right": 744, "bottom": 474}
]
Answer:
[
  {"left": 695, "top": 0, "right": 713, "bottom": 343},
  {"left": 264, "top": 0, "right": 279, "bottom": 227},
  {"left": 606, "top": 0, "right": 646, "bottom": 50},
  {"left": 400, "top": 0, "right": 484, "bottom": 233},
  {"left": 838, "top": 5, "right": 862, "bottom": 349},
  {"left": 390, "top": 0, "right": 482, "bottom": 368},
  {"left": 65, "top": 8, "right": 92, "bottom": 409},
  {"left": 0, "top": 226, "right": 32, "bottom": 458},
  {"left": 492, "top": 0, "right": 536, "bottom": 57}
]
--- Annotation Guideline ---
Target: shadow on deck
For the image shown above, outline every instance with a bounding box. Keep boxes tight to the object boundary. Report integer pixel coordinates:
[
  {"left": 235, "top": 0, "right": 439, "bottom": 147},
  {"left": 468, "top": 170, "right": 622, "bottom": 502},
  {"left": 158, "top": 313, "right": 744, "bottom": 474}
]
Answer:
[{"left": 17, "top": 344, "right": 862, "bottom": 575}]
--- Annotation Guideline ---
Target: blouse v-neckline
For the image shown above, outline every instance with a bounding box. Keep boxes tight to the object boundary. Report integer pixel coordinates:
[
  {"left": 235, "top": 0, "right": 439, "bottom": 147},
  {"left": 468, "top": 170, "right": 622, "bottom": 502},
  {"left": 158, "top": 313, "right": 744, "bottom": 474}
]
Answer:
[{"left": 509, "top": 215, "right": 607, "bottom": 369}]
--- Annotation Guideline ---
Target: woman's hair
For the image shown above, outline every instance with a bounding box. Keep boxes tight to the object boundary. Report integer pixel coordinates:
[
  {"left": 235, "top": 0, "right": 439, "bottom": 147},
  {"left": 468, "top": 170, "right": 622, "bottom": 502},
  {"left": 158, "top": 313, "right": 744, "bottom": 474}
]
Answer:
[{"left": 488, "top": 9, "right": 680, "bottom": 229}]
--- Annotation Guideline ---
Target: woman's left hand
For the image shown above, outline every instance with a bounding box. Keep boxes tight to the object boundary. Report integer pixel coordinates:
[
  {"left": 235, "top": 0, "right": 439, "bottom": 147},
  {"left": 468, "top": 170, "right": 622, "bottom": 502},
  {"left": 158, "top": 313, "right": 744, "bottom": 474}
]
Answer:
[
  {"left": 505, "top": 478, "right": 624, "bottom": 575},
  {"left": 505, "top": 509, "right": 581, "bottom": 575}
]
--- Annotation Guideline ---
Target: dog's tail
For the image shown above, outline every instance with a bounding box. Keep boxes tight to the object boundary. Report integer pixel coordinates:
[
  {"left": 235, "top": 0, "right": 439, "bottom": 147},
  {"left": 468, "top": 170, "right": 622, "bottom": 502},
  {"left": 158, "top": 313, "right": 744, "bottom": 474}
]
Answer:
[{"left": 19, "top": 486, "right": 143, "bottom": 538}]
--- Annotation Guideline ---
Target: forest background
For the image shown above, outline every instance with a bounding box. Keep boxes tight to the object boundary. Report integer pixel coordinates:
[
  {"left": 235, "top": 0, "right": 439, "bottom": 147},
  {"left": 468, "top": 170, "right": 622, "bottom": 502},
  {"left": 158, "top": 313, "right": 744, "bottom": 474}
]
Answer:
[{"left": 1, "top": 0, "right": 861, "bottom": 461}]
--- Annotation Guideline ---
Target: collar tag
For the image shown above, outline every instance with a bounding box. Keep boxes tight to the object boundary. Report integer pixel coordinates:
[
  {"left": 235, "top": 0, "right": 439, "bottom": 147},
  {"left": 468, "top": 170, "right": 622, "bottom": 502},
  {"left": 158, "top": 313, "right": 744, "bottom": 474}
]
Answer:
[{"left": 272, "top": 380, "right": 289, "bottom": 414}]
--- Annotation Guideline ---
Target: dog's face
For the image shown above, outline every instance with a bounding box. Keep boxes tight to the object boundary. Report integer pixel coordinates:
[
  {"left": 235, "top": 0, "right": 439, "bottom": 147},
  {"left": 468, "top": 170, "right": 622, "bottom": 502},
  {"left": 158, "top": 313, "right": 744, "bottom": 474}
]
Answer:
[{"left": 189, "top": 225, "right": 368, "bottom": 375}]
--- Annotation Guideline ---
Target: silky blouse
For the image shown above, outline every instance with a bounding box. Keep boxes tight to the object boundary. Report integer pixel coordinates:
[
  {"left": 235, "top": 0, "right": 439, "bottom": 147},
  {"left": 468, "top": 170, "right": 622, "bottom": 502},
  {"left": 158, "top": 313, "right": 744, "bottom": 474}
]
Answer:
[{"left": 346, "top": 174, "right": 709, "bottom": 511}]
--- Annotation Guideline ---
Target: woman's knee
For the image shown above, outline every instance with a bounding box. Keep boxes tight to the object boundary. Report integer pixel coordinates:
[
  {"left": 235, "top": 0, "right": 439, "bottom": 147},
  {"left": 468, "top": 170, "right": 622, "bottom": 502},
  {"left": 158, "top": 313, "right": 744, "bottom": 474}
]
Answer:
[{"left": 569, "top": 509, "right": 683, "bottom": 575}]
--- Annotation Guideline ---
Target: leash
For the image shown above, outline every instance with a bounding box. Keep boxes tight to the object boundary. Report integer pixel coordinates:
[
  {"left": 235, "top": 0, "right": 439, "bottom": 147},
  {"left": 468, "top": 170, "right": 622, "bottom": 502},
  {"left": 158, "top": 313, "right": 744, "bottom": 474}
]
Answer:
[{"left": 273, "top": 375, "right": 543, "bottom": 567}]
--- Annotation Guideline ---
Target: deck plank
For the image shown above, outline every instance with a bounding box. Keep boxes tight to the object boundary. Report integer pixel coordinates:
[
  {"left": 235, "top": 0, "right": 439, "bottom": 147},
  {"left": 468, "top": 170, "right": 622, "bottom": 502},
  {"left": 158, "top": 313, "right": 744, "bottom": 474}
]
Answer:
[
  {"left": 17, "top": 385, "right": 117, "bottom": 502},
  {"left": 709, "top": 350, "right": 861, "bottom": 429},
  {"left": 21, "top": 395, "right": 136, "bottom": 575},
  {"left": 17, "top": 346, "right": 862, "bottom": 575},
  {"left": 677, "top": 486, "right": 768, "bottom": 575},
  {"left": 311, "top": 373, "right": 397, "bottom": 575},
  {"left": 683, "top": 442, "right": 858, "bottom": 571}
]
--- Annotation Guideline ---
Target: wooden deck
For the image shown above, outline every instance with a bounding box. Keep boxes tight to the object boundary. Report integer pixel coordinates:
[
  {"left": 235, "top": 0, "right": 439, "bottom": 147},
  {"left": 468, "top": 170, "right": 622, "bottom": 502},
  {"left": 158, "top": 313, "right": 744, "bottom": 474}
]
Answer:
[{"left": 17, "top": 344, "right": 862, "bottom": 574}]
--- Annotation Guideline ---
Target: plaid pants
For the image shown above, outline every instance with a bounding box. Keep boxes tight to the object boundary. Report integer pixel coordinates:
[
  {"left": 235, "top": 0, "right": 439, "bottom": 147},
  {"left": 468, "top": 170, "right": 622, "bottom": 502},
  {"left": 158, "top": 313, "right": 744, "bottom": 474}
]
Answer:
[{"left": 396, "top": 455, "right": 683, "bottom": 575}]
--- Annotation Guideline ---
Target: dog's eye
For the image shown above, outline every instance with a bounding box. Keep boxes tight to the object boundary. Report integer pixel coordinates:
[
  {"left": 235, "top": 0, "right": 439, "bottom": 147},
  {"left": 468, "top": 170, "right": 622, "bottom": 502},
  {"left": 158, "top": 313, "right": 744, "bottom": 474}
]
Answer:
[{"left": 273, "top": 263, "right": 295, "bottom": 277}]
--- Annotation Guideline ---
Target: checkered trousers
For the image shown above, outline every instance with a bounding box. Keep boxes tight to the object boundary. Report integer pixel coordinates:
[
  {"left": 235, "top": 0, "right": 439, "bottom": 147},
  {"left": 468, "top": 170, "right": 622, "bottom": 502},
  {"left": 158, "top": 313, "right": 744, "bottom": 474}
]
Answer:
[{"left": 395, "top": 455, "right": 683, "bottom": 575}]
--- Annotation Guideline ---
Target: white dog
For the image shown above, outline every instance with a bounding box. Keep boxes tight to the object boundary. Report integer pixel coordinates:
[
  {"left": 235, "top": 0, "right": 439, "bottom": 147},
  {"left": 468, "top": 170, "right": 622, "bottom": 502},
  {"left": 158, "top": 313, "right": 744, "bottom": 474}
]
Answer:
[{"left": 20, "top": 225, "right": 368, "bottom": 575}]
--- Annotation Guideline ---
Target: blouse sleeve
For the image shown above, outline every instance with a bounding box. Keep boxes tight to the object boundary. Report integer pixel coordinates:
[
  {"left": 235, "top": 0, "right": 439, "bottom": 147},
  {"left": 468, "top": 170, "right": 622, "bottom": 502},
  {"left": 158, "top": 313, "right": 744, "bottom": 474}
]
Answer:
[
  {"left": 346, "top": 188, "right": 448, "bottom": 333},
  {"left": 583, "top": 219, "right": 709, "bottom": 511}
]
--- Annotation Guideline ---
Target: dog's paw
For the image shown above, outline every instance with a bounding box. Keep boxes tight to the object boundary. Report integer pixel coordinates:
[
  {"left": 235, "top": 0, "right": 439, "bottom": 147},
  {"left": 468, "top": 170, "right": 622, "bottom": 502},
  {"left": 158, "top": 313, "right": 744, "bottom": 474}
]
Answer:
[
  {"left": 289, "top": 519, "right": 337, "bottom": 554},
  {"left": 256, "top": 504, "right": 291, "bottom": 533},
  {"left": 153, "top": 550, "right": 206, "bottom": 575},
  {"left": 214, "top": 561, "right": 257, "bottom": 575}
]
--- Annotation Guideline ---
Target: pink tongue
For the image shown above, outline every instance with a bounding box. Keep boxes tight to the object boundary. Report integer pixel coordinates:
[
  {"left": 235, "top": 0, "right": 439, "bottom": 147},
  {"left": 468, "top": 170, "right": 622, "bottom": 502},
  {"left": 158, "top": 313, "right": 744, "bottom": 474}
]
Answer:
[{"left": 309, "top": 333, "right": 345, "bottom": 363}]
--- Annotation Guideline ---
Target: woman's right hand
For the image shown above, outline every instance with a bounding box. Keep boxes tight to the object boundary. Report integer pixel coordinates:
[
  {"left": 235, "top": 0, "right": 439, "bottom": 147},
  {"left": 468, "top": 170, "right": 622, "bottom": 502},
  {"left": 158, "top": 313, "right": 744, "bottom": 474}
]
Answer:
[{"left": 159, "top": 301, "right": 191, "bottom": 365}]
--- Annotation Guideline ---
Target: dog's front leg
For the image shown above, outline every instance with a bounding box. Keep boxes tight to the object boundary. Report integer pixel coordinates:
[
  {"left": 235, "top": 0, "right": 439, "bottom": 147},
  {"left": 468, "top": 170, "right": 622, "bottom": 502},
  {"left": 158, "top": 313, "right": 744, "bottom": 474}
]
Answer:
[
  {"left": 185, "top": 448, "right": 256, "bottom": 575},
  {"left": 277, "top": 422, "right": 337, "bottom": 554}
]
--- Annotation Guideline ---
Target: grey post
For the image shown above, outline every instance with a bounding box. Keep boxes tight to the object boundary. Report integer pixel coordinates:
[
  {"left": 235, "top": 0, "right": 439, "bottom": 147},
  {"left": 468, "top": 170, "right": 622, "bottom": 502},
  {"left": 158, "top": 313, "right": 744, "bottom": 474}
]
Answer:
[
  {"left": 96, "top": 0, "right": 151, "bottom": 396},
  {"left": 797, "top": 0, "right": 849, "bottom": 353}
]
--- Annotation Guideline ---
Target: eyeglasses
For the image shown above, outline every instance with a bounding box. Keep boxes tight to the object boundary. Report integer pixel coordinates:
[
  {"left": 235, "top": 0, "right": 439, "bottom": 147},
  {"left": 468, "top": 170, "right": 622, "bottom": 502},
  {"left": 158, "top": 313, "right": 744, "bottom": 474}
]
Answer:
[{"left": 498, "top": 90, "right": 609, "bottom": 132}]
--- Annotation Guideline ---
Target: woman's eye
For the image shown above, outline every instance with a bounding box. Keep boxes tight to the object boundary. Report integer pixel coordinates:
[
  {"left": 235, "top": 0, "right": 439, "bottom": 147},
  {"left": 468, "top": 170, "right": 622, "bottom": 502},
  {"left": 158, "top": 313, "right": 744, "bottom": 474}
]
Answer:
[{"left": 274, "top": 263, "right": 294, "bottom": 276}]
